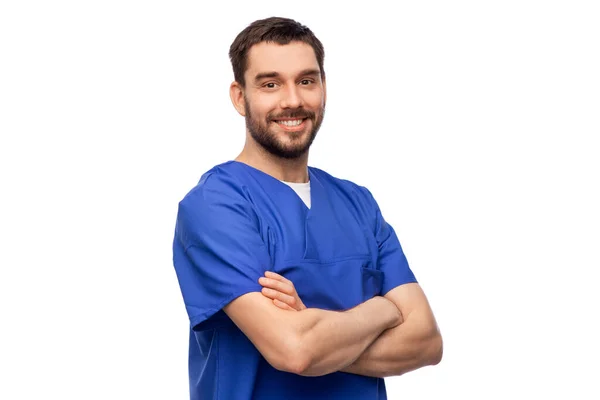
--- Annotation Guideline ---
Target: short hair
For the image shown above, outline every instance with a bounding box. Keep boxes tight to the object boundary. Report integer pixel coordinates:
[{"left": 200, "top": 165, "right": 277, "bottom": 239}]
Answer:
[{"left": 228, "top": 17, "right": 325, "bottom": 87}]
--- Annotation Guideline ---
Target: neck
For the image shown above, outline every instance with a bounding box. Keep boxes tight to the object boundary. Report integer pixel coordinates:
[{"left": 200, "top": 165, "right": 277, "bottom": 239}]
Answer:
[{"left": 235, "top": 138, "right": 309, "bottom": 183}]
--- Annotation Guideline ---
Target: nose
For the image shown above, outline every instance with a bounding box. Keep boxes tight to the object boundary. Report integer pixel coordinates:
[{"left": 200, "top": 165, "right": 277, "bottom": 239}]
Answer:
[{"left": 279, "top": 84, "right": 303, "bottom": 109}]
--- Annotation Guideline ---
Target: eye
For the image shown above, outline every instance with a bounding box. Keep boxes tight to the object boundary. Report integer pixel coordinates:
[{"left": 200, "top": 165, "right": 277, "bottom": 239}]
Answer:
[
  {"left": 300, "top": 79, "right": 313, "bottom": 85},
  {"left": 263, "top": 82, "right": 278, "bottom": 89}
]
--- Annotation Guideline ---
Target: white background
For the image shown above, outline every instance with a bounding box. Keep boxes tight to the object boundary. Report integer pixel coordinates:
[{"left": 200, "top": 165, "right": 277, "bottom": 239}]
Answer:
[{"left": 1, "top": 1, "right": 599, "bottom": 399}]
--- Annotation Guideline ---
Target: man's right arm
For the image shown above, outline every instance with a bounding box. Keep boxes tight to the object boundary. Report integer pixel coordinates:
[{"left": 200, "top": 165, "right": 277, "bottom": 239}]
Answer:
[{"left": 223, "top": 292, "right": 401, "bottom": 377}]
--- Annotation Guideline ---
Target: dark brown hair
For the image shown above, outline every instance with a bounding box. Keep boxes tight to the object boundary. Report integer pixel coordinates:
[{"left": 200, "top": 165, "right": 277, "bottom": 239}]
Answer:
[{"left": 229, "top": 17, "right": 325, "bottom": 87}]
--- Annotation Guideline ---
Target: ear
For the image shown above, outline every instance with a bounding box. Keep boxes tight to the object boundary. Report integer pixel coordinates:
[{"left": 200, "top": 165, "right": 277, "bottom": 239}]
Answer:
[
  {"left": 322, "top": 77, "right": 327, "bottom": 104},
  {"left": 229, "top": 81, "right": 246, "bottom": 116}
]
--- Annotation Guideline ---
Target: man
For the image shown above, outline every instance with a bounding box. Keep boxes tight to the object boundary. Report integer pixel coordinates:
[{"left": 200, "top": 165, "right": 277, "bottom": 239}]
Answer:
[{"left": 172, "top": 16, "right": 442, "bottom": 400}]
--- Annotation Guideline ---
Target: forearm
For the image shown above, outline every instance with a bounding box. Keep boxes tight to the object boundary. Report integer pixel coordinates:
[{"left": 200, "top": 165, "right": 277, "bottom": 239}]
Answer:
[
  {"left": 297, "top": 296, "right": 401, "bottom": 377},
  {"left": 341, "top": 311, "right": 443, "bottom": 377}
]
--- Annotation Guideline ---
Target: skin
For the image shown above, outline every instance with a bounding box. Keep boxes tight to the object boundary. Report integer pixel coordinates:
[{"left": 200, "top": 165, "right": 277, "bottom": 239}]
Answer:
[
  {"left": 224, "top": 291, "right": 402, "bottom": 376},
  {"left": 260, "top": 272, "right": 443, "bottom": 377},
  {"left": 223, "top": 40, "right": 443, "bottom": 377},
  {"left": 229, "top": 41, "right": 326, "bottom": 183}
]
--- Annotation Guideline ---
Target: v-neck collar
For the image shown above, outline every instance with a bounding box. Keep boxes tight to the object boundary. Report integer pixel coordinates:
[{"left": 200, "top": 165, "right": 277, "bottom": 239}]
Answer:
[
  {"left": 228, "top": 160, "right": 318, "bottom": 212},
  {"left": 225, "top": 160, "right": 329, "bottom": 260}
]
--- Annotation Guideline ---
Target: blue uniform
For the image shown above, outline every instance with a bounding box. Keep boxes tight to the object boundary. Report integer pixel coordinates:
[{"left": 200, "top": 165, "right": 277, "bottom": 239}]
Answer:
[{"left": 173, "top": 161, "right": 417, "bottom": 399}]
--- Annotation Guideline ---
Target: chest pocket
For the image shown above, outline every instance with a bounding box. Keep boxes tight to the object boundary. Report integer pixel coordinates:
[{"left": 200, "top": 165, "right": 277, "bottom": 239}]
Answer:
[
  {"left": 264, "top": 195, "right": 384, "bottom": 310},
  {"left": 274, "top": 256, "right": 383, "bottom": 311}
]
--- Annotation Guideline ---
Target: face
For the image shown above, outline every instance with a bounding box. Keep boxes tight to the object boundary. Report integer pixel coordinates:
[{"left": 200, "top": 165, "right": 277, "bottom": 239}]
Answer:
[{"left": 239, "top": 41, "right": 326, "bottom": 159}]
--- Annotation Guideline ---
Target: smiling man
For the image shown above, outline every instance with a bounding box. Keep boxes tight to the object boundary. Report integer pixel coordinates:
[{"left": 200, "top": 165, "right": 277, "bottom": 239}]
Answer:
[
  {"left": 240, "top": 45, "right": 324, "bottom": 160},
  {"left": 172, "top": 17, "right": 442, "bottom": 400}
]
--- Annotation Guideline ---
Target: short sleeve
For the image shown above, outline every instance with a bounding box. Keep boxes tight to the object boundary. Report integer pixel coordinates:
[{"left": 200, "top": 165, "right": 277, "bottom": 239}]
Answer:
[
  {"left": 362, "top": 187, "right": 418, "bottom": 294},
  {"left": 172, "top": 173, "right": 270, "bottom": 331}
]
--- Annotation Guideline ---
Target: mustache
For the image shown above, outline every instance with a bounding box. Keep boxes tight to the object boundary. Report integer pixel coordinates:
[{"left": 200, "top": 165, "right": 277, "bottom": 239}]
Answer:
[{"left": 268, "top": 109, "right": 315, "bottom": 121}]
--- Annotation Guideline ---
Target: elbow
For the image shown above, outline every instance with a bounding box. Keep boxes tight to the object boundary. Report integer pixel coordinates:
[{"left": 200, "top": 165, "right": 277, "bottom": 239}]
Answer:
[
  {"left": 267, "top": 333, "right": 312, "bottom": 375},
  {"left": 287, "top": 338, "right": 313, "bottom": 375},
  {"left": 271, "top": 357, "right": 310, "bottom": 375},
  {"left": 428, "top": 332, "right": 443, "bottom": 366},
  {"left": 277, "top": 348, "right": 311, "bottom": 375},
  {"left": 284, "top": 355, "right": 312, "bottom": 376}
]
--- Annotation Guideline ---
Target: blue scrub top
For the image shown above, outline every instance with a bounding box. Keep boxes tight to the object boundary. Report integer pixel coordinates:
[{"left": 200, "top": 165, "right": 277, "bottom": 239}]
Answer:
[{"left": 173, "top": 161, "right": 417, "bottom": 400}]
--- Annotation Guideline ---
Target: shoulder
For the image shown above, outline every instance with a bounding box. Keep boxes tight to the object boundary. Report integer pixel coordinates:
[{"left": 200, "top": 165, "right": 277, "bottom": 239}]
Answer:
[
  {"left": 179, "top": 161, "right": 252, "bottom": 210},
  {"left": 176, "top": 162, "right": 257, "bottom": 246}
]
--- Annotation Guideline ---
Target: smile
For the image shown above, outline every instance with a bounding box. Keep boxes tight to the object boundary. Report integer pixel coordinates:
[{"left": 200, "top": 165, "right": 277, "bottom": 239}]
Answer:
[
  {"left": 276, "top": 119, "right": 305, "bottom": 127},
  {"left": 273, "top": 118, "right": 308, "bottom": 131}
]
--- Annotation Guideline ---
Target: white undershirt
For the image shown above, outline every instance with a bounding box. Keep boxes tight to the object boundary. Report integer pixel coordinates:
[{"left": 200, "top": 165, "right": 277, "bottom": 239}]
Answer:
[{"left": 281, "top": 180, "right": 311, "bottom": 209}]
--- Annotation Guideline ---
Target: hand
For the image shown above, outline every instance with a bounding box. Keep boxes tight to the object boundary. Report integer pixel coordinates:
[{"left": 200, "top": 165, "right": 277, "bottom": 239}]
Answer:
[
  {"left": 371, "top": 296, "right": 404, "bottom": 328},
  {"left": 258, "top": 271, "right": 307, "bottom": 311}
]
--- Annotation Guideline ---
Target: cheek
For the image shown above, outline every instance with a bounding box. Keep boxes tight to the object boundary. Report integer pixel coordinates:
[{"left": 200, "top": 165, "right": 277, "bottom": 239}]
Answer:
[
  {"left": 248, "top": 95, "right": 278, "bottom": 118},
  {"left": 306, "top": 91, "right": 326, "bottom": 110}
]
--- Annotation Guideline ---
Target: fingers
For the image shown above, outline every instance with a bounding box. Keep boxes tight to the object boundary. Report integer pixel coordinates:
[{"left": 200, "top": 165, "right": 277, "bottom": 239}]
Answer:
[
  {"left": 259, "top": 272, "right": 305, "bottom": 311},
  {"left": 265, "top": 271, "right": 293, "bottom": 286},
  {"left": 273, "top": 298, "right": 296, "bottom": 311},
  {"left": 261, "top": 287, "right": 297, "bottom": 308},
  {"left": 296, "top": 298, "right": 307, "bottom": 311},
  {"left": 258, "top": 277, "right": 294, "bottom": 295}
]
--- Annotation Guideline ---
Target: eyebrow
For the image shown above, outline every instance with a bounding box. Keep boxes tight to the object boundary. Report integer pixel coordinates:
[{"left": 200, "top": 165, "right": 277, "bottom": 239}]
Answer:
[{"left": 253, "top": 69, "right": 321, "bottom": 83}]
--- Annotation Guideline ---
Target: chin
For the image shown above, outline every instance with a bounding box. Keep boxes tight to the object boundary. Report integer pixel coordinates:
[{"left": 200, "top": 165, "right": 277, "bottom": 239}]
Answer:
[{"left": 268, "top": 141, "right": 309, "bottom": 159}]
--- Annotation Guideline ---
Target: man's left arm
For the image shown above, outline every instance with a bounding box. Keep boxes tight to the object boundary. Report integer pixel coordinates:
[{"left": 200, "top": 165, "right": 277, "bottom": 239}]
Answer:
[
  {"left": 341, "top": 282, "right": 443, "bottom": 377},
  {"left": 339, "top": 187, "right": 443, "bottom": 377}
]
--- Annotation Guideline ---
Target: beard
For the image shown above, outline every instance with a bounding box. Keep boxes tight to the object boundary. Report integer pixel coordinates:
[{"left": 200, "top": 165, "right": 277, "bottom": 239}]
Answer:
[{"left": 244, "top": 97, "right": 325, "bottom": 159}]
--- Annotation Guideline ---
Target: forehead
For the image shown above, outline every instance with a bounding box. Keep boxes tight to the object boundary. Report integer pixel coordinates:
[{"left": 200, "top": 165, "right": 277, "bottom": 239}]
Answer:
[{"left": 245, "top": 41, "right": 320, "bottom": 79}]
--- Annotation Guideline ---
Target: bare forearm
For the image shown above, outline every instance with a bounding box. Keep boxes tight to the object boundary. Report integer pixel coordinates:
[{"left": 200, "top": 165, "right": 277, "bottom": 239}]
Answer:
[
  {"left": 341, "top": 311, "right": 443, "bottom": 378},
  {"left": 297, "top": 296, "right": 401, "bottom": 377},
  {"left": 253, "top": 275, "right": 441, "bottom": 377}
]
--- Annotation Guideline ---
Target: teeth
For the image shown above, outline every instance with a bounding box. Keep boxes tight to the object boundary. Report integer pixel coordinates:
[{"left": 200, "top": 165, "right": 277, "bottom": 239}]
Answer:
[{"left": 278, "top": 119, "right": 303, "bottom": 127}]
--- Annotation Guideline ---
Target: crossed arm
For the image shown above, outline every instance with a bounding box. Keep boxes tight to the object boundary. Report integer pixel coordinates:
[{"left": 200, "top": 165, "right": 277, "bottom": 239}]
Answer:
[
  {"left": 223, "top": 272, "right": 442, "bottom": 378},
  {"left": 340, "top": 282, "right": 443, "bottom": 377}
]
